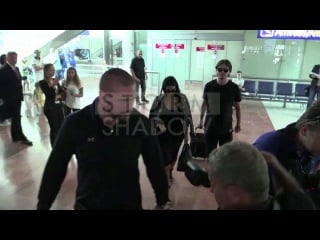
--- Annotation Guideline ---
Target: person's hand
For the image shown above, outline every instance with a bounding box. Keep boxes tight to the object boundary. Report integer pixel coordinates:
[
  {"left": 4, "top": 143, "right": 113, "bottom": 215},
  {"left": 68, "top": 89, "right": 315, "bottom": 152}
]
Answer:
[
  {"left": 53, "top": 77, "right": 60, "bottom": 85},
  {"left": 234, "top": 124, "right": 241, "bottom": 133}
]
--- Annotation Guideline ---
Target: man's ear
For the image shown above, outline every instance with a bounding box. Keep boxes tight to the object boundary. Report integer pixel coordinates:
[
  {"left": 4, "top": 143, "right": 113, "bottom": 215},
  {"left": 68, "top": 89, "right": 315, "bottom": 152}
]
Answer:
[{"left": 300, "top": 123, "right": 308, "bottom": 137}]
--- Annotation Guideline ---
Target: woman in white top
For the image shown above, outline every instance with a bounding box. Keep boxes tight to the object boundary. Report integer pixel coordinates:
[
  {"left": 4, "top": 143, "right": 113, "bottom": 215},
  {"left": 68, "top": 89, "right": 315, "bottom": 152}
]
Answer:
[
  {"left": 32, "top": 50, "right": 44, "bottom": 82},
  {"left": 62, "top": 67, "right": 83, "bottom": 116}
]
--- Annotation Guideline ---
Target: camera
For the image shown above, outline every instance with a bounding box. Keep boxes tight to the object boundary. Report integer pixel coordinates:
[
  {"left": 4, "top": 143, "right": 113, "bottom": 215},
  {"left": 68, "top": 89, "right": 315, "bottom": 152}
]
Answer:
[
  {"left": 304, "top": 171, "right": 320, "bottom": 190},
  {"left": 184, "top": 160, "right": 211, "bottom": 188}
]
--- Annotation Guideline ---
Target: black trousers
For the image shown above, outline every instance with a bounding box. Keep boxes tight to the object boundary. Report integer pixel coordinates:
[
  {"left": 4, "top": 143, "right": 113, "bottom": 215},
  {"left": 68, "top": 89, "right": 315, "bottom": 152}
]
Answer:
[
  {"left": 64, "top": 105, "right": 80, "bottom": 116},
  {"left": 44, "top": 104, "right": 64, "bottom": 146},
  {"left": 10, "top": 101, "right": 27, "bottom": 141},
  {"left": 136, "top": 78, "right": 146, "bottom": 101},
  {"left": 205, "top": 131, "right": 233, "bottom": 155}
]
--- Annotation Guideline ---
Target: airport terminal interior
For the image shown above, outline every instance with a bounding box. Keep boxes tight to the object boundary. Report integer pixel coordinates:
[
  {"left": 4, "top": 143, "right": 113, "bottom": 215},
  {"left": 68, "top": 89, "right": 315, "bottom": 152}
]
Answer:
[{"left": 0, "top": 30, "right": 317, "bottom": 209}]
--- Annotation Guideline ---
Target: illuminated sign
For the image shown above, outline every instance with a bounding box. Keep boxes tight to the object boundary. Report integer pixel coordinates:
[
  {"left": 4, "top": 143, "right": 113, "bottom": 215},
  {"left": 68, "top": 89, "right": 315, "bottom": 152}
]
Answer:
[
  {"left": 258, "top": 30, "right": 320, "bottom": 40},
  {"left": 207, "top": 44, "right": 225, "bottom": 50},
  {"left": 196, "top": 47, "right": 205, "bottom": 52},
  {"left": 174, "top": 44, "right": 184, "bottom": 49},
  {"left": 155, "top": 43, "right": 172, "bottom": 49}
]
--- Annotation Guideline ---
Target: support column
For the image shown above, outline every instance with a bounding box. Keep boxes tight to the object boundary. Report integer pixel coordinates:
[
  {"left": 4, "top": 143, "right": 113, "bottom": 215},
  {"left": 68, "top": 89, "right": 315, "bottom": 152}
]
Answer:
[
  {"left": 122, "top": 30, "right": 135, "bottom": 71},
  {"left": 103, "top": 30, "right": 111, "bottom": 65}
]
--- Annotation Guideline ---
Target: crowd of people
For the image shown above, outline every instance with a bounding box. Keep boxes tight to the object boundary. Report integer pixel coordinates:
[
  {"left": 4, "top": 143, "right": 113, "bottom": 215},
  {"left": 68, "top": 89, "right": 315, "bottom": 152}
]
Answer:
[{"left": 1, "top": 47, "right": 320, "bottom": 210}]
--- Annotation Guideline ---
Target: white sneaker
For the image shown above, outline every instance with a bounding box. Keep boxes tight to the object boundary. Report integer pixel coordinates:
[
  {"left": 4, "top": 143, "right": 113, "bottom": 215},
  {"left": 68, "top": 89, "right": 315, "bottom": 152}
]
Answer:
[{"left": 0, "top": 119, "right": 10, "bottom": 126}]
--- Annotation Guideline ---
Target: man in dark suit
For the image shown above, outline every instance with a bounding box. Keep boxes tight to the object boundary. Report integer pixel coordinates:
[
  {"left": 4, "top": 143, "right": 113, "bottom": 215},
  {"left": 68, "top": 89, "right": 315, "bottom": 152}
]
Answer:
[
  {"left": 0, "top": 51, "right": 32, "bottom": 146},
  {"left": 307, "top": 64, "right": 320, "bottom": 109}
]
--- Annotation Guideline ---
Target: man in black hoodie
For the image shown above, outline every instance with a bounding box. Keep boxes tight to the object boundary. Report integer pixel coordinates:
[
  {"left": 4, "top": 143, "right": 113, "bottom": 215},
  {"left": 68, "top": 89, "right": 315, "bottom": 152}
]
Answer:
[{"left": 37, "top": 68, "right": 170, "bottom": 210}]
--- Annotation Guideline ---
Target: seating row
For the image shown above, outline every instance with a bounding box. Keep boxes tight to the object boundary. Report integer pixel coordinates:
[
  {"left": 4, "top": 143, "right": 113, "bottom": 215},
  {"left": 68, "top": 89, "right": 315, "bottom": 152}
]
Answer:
[{"left": 241, "top": 80, "right": 309, "bottom": 108}]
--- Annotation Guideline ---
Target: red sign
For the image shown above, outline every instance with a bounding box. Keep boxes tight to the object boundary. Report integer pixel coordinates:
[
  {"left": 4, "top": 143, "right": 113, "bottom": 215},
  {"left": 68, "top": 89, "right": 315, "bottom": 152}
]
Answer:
[
  {"left": 174, "top": 44, "right": 184, "bottom": 49},
  {"left": 155, "top": 43, "right": 172, "bottom": 49},
  {"left": 207, "top": 44, "right": 225, "bottom": 50},
  {"left": 196, "top": 47, "right": 205, "bottom": 52}
]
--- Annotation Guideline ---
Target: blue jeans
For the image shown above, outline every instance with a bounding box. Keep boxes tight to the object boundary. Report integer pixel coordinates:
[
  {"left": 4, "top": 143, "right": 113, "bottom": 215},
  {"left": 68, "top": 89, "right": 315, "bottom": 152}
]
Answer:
[{"left": 307, "top": 86, "right": 320, "bottom": 108}]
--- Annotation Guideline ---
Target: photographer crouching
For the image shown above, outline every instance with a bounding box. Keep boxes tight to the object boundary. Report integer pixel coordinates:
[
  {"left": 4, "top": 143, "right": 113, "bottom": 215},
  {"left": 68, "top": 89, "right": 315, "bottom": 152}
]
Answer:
[
  {"left": 206, "top": 141, "right": 316, "bottom": 210},
  {"left": 254, "top": 101, "right": 320, "bottom": 209},
  {"left": 183, "top": 141, "right": 316, "bottom": 209}
]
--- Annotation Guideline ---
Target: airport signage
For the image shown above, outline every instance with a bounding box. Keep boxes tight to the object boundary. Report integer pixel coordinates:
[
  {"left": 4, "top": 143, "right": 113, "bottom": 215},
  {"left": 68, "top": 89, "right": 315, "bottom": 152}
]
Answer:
[{"left": 258, "top": 30, "right": 320, "bottom": 40}]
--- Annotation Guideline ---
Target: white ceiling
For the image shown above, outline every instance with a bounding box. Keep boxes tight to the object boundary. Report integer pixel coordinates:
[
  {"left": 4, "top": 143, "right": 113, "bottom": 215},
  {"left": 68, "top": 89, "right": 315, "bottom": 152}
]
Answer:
[{"left": 0, "top": 30, "right": 65, "bottom": 58}]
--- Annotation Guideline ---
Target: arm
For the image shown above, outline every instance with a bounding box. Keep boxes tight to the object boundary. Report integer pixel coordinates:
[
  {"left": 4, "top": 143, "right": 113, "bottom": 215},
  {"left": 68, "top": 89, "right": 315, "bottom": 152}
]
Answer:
[
  {"left": 32, "top": 90, "right": 37, "bottom": 103},
  {"left": 32, "top": 63, "right": 43, "bottom": 72},
  {"left": 149, "top": 96, "right": 165, "bottom": 133},
  {"left": 234, "top": 101, "right": 241, "bottom": 133},
  {"left": 197, "top": 100, "right": 207, "bottom": 129},
  {"left": 75, "top": 87, "right": 84, "bottom": 97},
  {"left": 239, "top": 78, "right": 245, "bottom": 88},
  {"left": 37, "top": 118, "right": 75, "bottom": 209},
  {"left": 182, "top": 94, "right": 194, "bottom": 142},
  {"left": 144, "top": 67, "right": 148, "bottom": 80},
  {"left": 261, "top": 151, "right": 304, "bottom": 193},
  {"left": 130, "top": 68, "right": 139, "bottom": 82},
  {"left": 149, "top": 96, "right": 161, "bottom": 121},
  {"left": 141, "top": 126, "right": 169, "bottom": 207},
  {"left": 262, "top": 151, "right": 316, "bottom": 209},
  {"left": 234, "top": 86, "right": 241, "bottom": 133},
  {"left": 130, "top": 59, "right": 139, "bottom": 82}
]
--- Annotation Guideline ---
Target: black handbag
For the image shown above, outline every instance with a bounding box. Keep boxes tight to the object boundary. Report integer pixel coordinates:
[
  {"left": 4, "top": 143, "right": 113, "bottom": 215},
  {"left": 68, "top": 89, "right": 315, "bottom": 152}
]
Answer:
[
  {"left": 177, "top": 143, "right": 193, "bottom": 172},
  {"left": 190, "top": 128, "right": 208, "bottom": 158}
]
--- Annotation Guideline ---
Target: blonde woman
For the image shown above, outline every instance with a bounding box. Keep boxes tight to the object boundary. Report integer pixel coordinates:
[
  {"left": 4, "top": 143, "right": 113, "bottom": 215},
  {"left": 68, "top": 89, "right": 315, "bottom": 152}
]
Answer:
[{"left": 39, "top": 64, "right": 64, "bottom": 146}]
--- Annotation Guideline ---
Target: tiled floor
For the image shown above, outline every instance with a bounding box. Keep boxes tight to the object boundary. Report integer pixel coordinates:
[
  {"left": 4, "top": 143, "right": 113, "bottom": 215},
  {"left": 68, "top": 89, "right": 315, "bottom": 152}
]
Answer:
[{"left": 0, "top": 71, "right": 304, "bottom": 210}]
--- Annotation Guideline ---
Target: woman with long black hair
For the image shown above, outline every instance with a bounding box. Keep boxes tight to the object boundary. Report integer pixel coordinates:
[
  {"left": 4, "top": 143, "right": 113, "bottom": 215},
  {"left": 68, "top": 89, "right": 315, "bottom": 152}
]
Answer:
[{"left": 149, "top": 76, "right": 194, "bottom": 186}]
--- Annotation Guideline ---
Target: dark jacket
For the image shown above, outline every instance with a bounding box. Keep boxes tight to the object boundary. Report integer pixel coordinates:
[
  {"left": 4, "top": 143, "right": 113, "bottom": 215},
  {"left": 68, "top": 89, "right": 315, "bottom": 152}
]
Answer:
[
  {"left": 149, "top": 93, "right": 194, "bottom": 135},
  {"left": 0, "top": 64, "right": 23, "bottom": 119},
  {"left": 309, "top": 64, "right": 320, "bottom": 89},
  {"left": 37, "top": 98, "right": 169, "bottom": 210}
]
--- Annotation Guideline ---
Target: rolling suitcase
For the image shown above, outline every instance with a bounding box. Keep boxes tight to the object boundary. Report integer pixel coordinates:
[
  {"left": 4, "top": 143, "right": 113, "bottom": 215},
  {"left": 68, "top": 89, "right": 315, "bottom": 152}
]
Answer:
[{"left": 190, "top": 128, "right": 208, "bottom": 159}]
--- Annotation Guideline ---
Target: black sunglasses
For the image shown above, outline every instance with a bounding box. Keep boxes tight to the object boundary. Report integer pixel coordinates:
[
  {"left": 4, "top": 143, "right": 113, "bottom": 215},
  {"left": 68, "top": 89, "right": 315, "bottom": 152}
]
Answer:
[
  {"left": 217, "top": 68, "right": 229, "bottom": 73},
  {"left": 165, "top": 89, "right": 176, "bottom": 93}
]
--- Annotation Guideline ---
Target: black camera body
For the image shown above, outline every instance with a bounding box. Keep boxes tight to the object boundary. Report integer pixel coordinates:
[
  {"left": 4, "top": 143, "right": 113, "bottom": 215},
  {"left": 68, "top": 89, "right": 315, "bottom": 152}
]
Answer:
[
  {"left": 184, "top": 160, "right": 211, "bottom": 188},
  {"left": 304, "top": 171, "right": 320, "bottom": 190}
]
